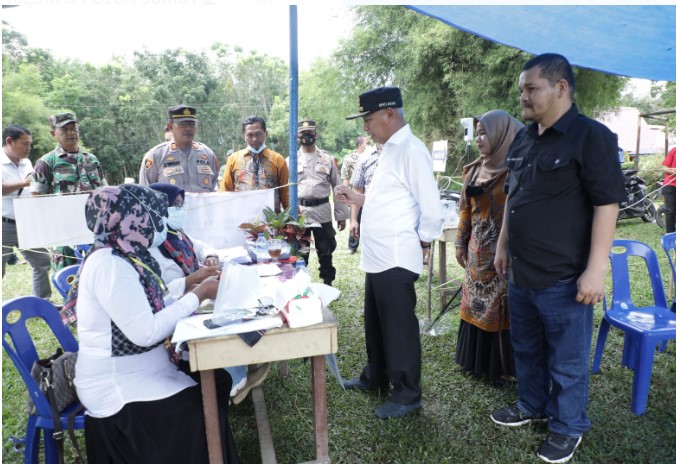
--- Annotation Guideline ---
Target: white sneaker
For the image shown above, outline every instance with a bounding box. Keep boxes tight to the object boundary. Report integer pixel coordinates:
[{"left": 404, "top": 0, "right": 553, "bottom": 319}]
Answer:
[{"left": 229, "top": 376, "right": 247, "bottom": 397}]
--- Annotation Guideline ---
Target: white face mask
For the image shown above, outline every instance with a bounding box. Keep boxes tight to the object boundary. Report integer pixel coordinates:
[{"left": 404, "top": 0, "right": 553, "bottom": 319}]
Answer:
[
  {"left": 150, "top": 218, "right": 168, "bottom": 248},
  {"left": 247, "top": 143, "right": 266, "bottom": 154},
  {"left": 166, "top": 206, "right": 186, "bottom": 230}
]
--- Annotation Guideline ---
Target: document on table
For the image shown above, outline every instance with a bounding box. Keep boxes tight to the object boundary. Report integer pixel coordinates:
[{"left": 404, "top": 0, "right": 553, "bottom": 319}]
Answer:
[
  {"left": 255, "top": 263, "right": 283, "bottom": 277},
  {"left": 172, "top": 313, "right": 284, "bottom": 346}
]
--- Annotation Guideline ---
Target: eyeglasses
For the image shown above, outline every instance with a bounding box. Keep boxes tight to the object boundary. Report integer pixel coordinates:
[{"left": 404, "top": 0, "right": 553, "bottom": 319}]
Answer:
[{"left": 176, "top": 121, "right": 197, "bottom": 128}]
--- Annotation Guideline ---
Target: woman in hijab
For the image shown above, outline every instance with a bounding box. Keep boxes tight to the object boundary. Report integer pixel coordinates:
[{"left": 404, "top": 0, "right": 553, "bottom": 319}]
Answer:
[
  {"left": 68, "top": 184, "right": 239, "bottom": 463},
  {"left": 147, "top": 182, "right": 221, "bottom": 300},
  {"left": 454, "top": 110, "right": 524, "bottom": 387},
  {"left": 147, "top": 182, "right": 270, "bottom": 404}
]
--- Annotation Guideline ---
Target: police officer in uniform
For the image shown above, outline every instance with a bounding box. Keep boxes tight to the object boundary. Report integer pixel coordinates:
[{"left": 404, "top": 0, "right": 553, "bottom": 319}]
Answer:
[
  {"left": 290, "top": 119, "right": 349, "bottom": 286},
  {"left": 139, "top": 105, "right": 218, "bottom": 192},
  {"left": 31, "top": 112, "right": 107, "bottom": 269}
]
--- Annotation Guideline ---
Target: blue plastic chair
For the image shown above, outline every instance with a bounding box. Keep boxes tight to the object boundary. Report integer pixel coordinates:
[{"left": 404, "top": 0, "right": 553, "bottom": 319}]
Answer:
[
  {"left": 2, "top": 296, "right": 85, "bottom": 463},
  {"left": 51, "top": 264, "right": 80, "bottom": 302},
  {"left": 592, "top": 239, "right": 676, "bottom": 415},
  {"left": 69, "top": 244, "right": 90, "bottom": 265},
  {"left": 659, "top": 232, "right": 676, "bottom": 351},
  {"left": 660, "top": 232, "right": 676, "bottom": 311}
]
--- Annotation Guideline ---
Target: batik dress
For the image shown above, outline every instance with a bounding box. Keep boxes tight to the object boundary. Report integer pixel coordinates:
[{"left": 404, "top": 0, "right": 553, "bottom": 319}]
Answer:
[{"left": 454, "top": 172, "right": 515, "bottom": 383}]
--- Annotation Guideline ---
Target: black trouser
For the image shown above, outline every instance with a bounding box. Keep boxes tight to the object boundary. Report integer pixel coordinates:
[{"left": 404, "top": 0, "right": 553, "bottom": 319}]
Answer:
[
  {"left": 664, "top": 185, "right": 676, "bottom": 233},
  {"left": 359, "top": 267, "right": 421, "bottom": 405},
  {"left": 348, "top": 208, "right": 362, "bottom": 252},
  {"left": 301, "top": 222, "right": 337, "bottom": 285}
]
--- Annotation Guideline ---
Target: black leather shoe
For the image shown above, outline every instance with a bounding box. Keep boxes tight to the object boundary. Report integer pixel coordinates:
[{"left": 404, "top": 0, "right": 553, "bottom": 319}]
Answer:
[
  {"left": 344, "top": 378, "right": 388, "bottom": 393},
  {"left": 375, "top": 400, "right": 422, "bottom": 419}
]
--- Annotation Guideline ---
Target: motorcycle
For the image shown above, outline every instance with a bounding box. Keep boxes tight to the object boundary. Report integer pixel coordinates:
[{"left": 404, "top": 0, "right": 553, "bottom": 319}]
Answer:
[
  {"left": 617, "top": 169, "right": 656, "bottom": 223},
  {"left": 651, "top": 181, "right": 667, "bottom": 229}
]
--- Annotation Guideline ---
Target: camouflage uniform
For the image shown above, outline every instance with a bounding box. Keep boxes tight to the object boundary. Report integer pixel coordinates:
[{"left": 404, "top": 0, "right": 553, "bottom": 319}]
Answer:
[
  {"left": 139, "top": 141, "right": 218, "bottom": 192},
  {"left": 340, "top": 150, "right": 360, "bottom": 187},
  {"left": 31, "top": 144, "right": 107, "bottom": 269},
  {"left": 31, "top": 145, "right": 106, "bottom": 195}
]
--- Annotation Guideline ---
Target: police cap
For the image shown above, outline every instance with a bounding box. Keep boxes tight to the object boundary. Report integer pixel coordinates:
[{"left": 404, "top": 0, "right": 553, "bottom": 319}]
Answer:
[
  {"left": 168, "top": 105, "right": 198, "bottom": 123},
  {"left": 298, "top": 119, "right": 316, "bottom": 132}
]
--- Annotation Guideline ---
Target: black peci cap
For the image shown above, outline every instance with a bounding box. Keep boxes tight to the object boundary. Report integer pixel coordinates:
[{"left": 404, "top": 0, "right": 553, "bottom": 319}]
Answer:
[{"left": 345, "top": 86, "right": 403, "bottom": 120}]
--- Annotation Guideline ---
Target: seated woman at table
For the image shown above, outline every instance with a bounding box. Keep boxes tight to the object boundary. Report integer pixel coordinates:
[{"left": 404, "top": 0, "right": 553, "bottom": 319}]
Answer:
[
  {"left": 148, "top": 182, "right": 270, "bottom": 404},
  {"left": 147, "top": 182, "right": 221, "bottom": 299},
  {"left": 68, "top": 184, "right": 239, "bottom": 463},
  {"left": 454, "top": 110, "right": 523, "bottom": 387}
]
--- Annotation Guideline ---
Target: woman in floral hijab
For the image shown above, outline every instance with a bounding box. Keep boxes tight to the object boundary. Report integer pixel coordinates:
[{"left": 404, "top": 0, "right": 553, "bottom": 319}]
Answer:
[{"left": 69, "top": 184, "right": 239, "bottom": 463}]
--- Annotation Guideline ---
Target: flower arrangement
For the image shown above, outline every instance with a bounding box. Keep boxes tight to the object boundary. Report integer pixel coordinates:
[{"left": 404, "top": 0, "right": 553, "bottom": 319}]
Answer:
[{"left": 239, "top": 206, "right": 311, "bottom": 257}]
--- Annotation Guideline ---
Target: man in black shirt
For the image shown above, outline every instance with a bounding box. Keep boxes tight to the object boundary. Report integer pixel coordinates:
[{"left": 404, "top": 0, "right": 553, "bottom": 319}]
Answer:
[{"left": 490, "top": 54, "right": 625, "bottom": 464}]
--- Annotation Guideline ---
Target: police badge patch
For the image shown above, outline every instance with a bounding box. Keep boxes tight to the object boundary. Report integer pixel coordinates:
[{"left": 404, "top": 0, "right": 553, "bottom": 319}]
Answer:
[{"left": 145, "top": 159, "right": 154, "bottom": 169}]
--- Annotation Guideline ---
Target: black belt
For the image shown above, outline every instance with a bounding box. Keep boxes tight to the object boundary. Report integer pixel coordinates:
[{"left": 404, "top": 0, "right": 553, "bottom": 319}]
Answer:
[
  {"left": 298, "top": 197, "right": 329, "bottom": 207},
  {"left": 2, "top": 217, "right": 16, "bottom": 224}
]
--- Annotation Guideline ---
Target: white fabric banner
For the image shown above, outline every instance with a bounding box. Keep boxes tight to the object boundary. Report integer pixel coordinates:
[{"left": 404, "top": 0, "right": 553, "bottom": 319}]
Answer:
[
  {"left": 14, "top": 194, "right": 93, "bottom": 249},
  {"left": 14, "top": 189, "right": 274, "bottom": 250},
  {"left": 183, "top": 190, "right": 274, "bottom": 249}
]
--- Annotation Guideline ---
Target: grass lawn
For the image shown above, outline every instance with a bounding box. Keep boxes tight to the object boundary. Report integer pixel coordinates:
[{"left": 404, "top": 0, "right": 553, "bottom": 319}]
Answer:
[{"left": 3, "top": 219, "right": 676, "bottom": 463}]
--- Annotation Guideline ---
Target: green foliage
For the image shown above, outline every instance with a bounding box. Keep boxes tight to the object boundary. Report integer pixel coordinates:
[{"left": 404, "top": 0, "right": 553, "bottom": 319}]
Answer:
[
  {"left": 333, "top": 5, "right": 628, "bottom": 176},
  {"left": 2, "top": 29, "right": 291, "bottom": 184}
]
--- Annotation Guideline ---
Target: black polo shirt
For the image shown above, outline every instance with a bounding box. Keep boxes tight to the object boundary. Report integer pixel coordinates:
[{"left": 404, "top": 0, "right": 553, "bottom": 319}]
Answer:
[{"left": 505, "top": 104, "right": 626, "bottom": 289}]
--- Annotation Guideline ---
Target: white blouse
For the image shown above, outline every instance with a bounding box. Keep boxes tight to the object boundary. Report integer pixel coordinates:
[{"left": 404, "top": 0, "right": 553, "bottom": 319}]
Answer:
[
  {"left": 360, "top": 124, "right": 442, "bottom": 275},
  {"left": 149, "top": 234, "right": 217, "bottom": 299},
  {"left": 74, "top": 248, "right": 199, "bottom": 418}
]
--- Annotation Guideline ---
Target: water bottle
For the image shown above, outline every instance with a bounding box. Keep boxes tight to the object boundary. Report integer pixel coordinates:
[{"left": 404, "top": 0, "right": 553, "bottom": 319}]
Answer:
[
  {"left": 447, "top": 200, "right": 458, "bottom": 227},
  {"left": 441, "top": 200, "right": 458, "bottom": 228},
  {"left": 255, "top": 233, "right": 269, "bottom": 263},
  {"left": 294, "top": 258, "right": 307, "bottom": 273}
]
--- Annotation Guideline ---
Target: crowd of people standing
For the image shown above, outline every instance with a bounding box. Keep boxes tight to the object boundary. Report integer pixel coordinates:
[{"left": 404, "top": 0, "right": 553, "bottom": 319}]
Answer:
[{"left": 2, "top": 51, "right": 644, "bottom": 464}]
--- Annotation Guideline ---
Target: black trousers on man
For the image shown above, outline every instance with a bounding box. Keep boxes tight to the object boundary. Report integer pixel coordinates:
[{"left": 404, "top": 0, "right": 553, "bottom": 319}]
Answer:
[
  {"left": 358, "top": 267, "right": 421, "bottom": 405},
  {"left": 663, "top": 185, "right": 676, "bottom": 233},
  {"left": 348, "top": 208, "right": 362, "bottom": 252},
  {"left": 301, "top": 222, "right": 337, "bottom": 285}
]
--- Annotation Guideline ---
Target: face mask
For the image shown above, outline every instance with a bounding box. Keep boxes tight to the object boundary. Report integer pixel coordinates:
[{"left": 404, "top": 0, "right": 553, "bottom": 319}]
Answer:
[
  {"left": 166, "top": 206, "right": 186, "bottom": 230},
  {"left": 150, "top": 218, "right": 168, "bottom": 248},
  {"left": 299, "top": 134, "right": 316, "bottom": 146},
  {"left": 247, "top": 143, "right": 266, "bottom": 154}
]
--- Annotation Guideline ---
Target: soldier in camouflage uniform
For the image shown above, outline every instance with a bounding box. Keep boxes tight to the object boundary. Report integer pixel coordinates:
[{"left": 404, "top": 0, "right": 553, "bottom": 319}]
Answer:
[
  {"left": 139, "top": 105, "right": 218, "bottom": 192},
  {"left": 290, "top": 120, "right": 349, "bottom": 286},
  {"left": 31, "top": 112, "right": 107, "bottom": 269}
]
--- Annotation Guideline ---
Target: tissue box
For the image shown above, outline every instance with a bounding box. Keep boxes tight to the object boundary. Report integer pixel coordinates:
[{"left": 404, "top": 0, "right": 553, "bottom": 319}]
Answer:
[{"left": 281, "top": 295, "right": 323, "bottom": 328}]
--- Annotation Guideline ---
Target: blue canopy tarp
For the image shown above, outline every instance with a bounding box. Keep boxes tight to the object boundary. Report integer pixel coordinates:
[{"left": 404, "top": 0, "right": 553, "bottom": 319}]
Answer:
[{"left": 407, "top": 5, "right": 676, "bottom": 82}]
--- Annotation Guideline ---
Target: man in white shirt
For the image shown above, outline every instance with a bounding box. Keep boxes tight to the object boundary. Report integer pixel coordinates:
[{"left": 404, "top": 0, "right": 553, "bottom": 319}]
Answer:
[
  {"left": 1, "top": 124, "right": 51, "bottom": 298},
  {"left": 339, "top": 87, "right": 442, "bottom": 419}
]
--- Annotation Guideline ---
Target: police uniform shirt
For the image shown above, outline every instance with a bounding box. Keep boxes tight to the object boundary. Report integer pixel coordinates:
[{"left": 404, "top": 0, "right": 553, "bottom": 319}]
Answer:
[
  {"left": 290, "top": 148, "right": 349, "bottom": 225},
  {"left": 139, "top": 141, "right": 217, "bottom": 192}
]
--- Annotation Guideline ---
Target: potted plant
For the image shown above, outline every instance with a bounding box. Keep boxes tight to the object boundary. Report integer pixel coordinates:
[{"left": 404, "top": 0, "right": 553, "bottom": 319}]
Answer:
[{"left": 239, "top": 207, "right": 311, "bottom": 258}]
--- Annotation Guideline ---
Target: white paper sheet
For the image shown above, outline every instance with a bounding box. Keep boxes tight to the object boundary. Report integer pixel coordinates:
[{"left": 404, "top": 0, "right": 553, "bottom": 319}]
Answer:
[
  {"left": 171, "top": 313, "right": 284, "bottom": 346},
  {"left": 254, "top": 263, "right": 283, "bottom": 277},
  {"left": 14, "top": 194, "right": 93, "bottom": 248}
]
